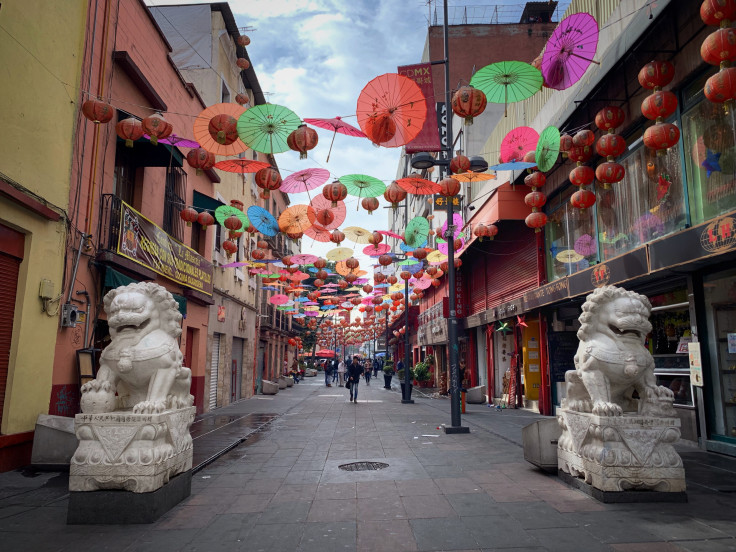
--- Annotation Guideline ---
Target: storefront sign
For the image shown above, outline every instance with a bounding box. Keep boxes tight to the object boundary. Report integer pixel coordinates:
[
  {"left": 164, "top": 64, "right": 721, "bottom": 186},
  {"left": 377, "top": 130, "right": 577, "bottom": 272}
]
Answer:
[
  {"left": 568, "top": 247, "right": 648, "bottom": 298},
  {"left": 688, "top": 341, "right": 704, "bottom": 387},
  {"left": 118, "top": 201, "right": 214, "bottom": 295},
  {"left": 442, "top": 270, "right": 466, "bottom": 318},
  {"left": 523, "top": 278, "right": 569, "bottom": 310},
  {"left": 432, "top": 195, "right": 462, "bottom": 211},
  {"left": 398, "top": 63, "right": 442, "bottom": 153},
  {"left": 649, "top": 214, "right": 736, "bottom": 271},
  {"left": 465, "top": 313, "right": 482, "bottom": 328}
]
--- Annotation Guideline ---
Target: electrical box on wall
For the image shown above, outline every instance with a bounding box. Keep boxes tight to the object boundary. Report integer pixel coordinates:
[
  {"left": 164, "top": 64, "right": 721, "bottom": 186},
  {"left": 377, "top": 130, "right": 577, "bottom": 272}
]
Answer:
[
  {"left": 39, "top": 279, "right": 54, "bottom": 299},
  {"left": 61, "top": 303, "right": 79, "bottom": 327}
]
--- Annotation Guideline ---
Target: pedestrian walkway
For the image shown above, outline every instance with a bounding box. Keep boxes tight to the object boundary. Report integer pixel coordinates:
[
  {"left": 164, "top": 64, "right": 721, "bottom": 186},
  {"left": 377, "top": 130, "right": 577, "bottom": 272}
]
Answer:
[{"left": 1, "top": 377, "right": 736, "bottom": 551}]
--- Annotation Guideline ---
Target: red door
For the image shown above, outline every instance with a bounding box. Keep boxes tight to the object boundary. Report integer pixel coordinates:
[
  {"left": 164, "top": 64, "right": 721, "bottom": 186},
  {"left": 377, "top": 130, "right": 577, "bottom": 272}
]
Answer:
[{"left": 0, "top": 224, "right": 24, "bottom": 428}]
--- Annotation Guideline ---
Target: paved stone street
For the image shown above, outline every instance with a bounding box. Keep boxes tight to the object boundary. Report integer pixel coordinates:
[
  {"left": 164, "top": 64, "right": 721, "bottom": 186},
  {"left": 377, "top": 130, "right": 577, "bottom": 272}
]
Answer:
[{"left": 1, "top": 376, "right": 736, "bottom": 551}]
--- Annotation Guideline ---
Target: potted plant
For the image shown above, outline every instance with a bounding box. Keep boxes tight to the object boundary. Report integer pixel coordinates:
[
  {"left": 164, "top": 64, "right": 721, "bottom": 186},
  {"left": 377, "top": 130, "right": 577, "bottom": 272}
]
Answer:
[
  {"left": 414, "top": 362, "right": 431, "bottom": 388},
  {"left": 383, "top": 359, "right": 394, "bottom": 389},
  {"left": 397, "top": 365, "right": 415, "bottom": 399}
]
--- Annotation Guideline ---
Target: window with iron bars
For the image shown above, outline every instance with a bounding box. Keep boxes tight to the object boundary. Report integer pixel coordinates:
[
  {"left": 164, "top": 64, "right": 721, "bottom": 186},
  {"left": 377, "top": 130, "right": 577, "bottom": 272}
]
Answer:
[{"left": 163, "top": 166, "right": 186, "bottom": 242}]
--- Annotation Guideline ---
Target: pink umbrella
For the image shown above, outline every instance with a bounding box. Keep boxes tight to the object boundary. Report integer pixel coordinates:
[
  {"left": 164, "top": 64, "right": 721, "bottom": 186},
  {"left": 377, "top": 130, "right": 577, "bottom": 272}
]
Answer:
[
  {"left": 304, "top": 223, "right": 332, "bottom": 243},
  {"left": 291, "top": 254, "right": 319, "bottom": 264},
  {"left": 144, "top": 134, "right": 199, "bottom": 148},
  {"left": 309, "top": 195, "right": 346, "bottom": 230},
  {"left": 290, "top": 271, "right": 311, "bottom": 281},
  {"left": 542, "top": 12, "right": 599, "bottom": 91},
  {"left": 269, "top": 294, "right": 290, "bottom": 305},
  {"left": 280, "top": 168, "right": 330, "bottom": 199},
  {"left": 500, "top": 127, "right": 540, "bottom": 163},
  {"left": 363, "top": 243, "right": 391, "bottom": 256},
  {"left": 411, "top": 278, "right": 432, "bottom": 290},
  {"left": 303, "top": 116, "right": 367, "bottom": 162},
  {"left": 249, "top": 268, "right": 268, "bottom": 274},
  {"left": 377, "top": 230, "right": 403, "bottom": 241},
  {"left": 438, "top": 238, "right": 465, "bottom": 255},
  {"left": 440, "top": 213, "right": 465, "bottom": 240}
]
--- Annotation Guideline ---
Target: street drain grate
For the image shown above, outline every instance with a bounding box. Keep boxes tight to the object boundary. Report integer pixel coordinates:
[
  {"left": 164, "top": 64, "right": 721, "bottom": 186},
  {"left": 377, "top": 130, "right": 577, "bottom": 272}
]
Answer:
[{"left": 338, "top": 461, "right": 389, "bottom": 472}]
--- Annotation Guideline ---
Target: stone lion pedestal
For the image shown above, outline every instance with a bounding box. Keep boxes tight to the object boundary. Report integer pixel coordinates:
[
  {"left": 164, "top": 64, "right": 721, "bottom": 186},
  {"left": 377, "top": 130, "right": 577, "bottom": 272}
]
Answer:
[
  {"left": 556, "top": 286, "right": 687, "bottom": 502},
  {"left": 67, "top": 282, "right": 196, "bottom": 524}
]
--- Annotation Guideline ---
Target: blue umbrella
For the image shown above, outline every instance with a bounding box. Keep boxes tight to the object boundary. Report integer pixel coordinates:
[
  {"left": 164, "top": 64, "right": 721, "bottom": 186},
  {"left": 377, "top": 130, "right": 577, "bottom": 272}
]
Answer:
[
  {"left": 294, "top": 297, "right": 309, "bottom": 302},
  {"left": 247, "top": 205, "right": 279, "bottom": 237},
  {"left": 488, "top": 161, "right": 537, "bottom": 171},
  {"left": 261, "top": 286, "right": 279, "bottom": 291}
]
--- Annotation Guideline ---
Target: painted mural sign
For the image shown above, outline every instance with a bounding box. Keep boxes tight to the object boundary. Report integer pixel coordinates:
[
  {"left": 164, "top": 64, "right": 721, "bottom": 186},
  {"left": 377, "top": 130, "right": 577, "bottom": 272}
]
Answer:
[{"left": 117, "top": 201, "right": 213, "bottom": 295}]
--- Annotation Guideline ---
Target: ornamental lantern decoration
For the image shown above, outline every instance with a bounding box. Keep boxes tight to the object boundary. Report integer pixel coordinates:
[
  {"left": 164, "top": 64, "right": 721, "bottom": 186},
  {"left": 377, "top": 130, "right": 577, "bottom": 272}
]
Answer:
[
  {"left": 237, "top": 35, "right": 251, "bottom": 46},
  {"left": 384, "top": 181, "right": 407, "bottom": 208},
  {"left": 365, "top": 113, "right": 397, "bottom": 145},
  {"left": 700, "top": 0, "right": 736, "bottom": 26},
  {"left": 313, "top": 258, "right": 327, "bottom": 269},
  {"left": 362, "top": 196, "right": 379, "bottom": 214},
  {"left": 569, "top": 165, "right": 594, "bottom": 187},
  {"left": 705, "top": 66, "right": 736, "bottom": 107},
  {"left": 451, "top": 85, "right": 487, "bottom": 125},
  {"left": 287, "top": 124, "right": 319, "bottom": 159},
  {"left": 525, "top": 211, "right": 548, "bottom": 232},
  {"left": 571, "top": 188, "right": 596, "bottom": 210},
  {"left": 330, "top": 229, "right": 345, "bottom": 245},
  {"left": 186, "top": 148, "right": 216, "bottom": 175},
  {"left": 594, "top": 106, "right": 625, "bottom": 132},
  {"left": 524, "top": 169, "right": 547, "bottom": 232},
  {"left": 236, "top": 58, "right": 250, "bottom": 70},
  {"left": 400, "top": 270, "right": 412, "bottom": 281},
  {"left": 208, "top": 114, "right": 239, "bottom": 145},
  {"left": 222, "top": 239, "right": 238, "bottom": 258},
  {"left": 235, "top": 93, "right": 250, "bottom": 106},
  {"left": 439, "top": 177, "right": 460, "bottom": 197},
  {"left": 639, "top": 61, "right": 680, "bottom": 155},
  {"left": 374, "top": 272, "right": 386, "bottom": 283},
  {"left": 473, "top": 224, "right": 490, "bottom": 241},
  {"left": 116, "top": 117, "right": 144, "bottom": 148},
  {"left": 82, "top": 98, "right": 114, "bottom": 124},
  {"left": 523, "top": 150, "right": 537, "bottom": 172},
  {"left": 412, "top": 247, "right": 428, "bottom": 260},
  {"left": 524, "top": 171, "right": 545, "bottom": 189},
  {"left": 141, "top": 113, "right": 171, "bottom": 145},
  {"left": 596, "top": 162, "right": 626, "bottom": 187},
  {"left": 363, "top": 284, "right": 373, "bottom": 293},
  {"left": 255, "top": 167, "right": 282, "bottom": 197},
  {"left": 180, "top": 207, "right": 198, "bottom": 226},
  {"left": 224, "top": 214, "right": 243, "bottom": 232},
  {"left": 345, "top": 257, "right": 359, "bottom": 270},
  {"left": 316, "top": 269, "right": 329, "bottom": 280},
  {"left": 322, "top": 180, "right": 348, "bottom": 207},
  {"left": 387, "top": 275, "right": 398, "bottom": 285},
  {"left": 197, "top": 211, "right": 214, "bottom": 229},
  {"left": 256, "top": 239, "right": 269, "bottom": 250},
  {"left": 525, "top": 190, "right": 547, "bottom": 210},
  {"left": 345, "top": 272, "right": 358, "bottom": 283},
  {"left": 572, "top": 129, "right": 595, "bottom": 153},
  {"left": 450, "top": 154, "right": 471, "bottom": 174},
  {"left": 559, "top": 133, "right": 573, "bottom": 158},
  {"left": 315, "top": 209, "right": 334, "bottom": 227},
  {"left": 369, "top": 231, "right": 383, "bottom": 244}
]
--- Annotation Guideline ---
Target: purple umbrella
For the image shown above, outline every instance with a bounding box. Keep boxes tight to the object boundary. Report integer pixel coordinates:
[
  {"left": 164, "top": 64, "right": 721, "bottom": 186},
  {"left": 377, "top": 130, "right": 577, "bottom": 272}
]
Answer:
[
  {"left": 542, "top": 12, "right": 599, "bottom": 91},
  {"left": 144, "top": 134, "right": 200, "bottom": 148},
  {"left": 574, "top": 234, "right": 597, "bottom": 257}
]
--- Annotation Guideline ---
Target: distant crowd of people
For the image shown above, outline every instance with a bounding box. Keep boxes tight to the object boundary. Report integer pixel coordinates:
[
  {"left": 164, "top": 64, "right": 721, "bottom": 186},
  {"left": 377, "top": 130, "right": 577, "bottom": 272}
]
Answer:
[{"left": 319, "top": 355, "right": 386, "bottom": 402}]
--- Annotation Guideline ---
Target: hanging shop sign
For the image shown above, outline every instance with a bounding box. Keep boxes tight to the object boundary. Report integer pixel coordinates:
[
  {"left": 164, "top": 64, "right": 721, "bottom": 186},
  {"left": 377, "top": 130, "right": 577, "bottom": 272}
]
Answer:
[
  {"left": 118, "top": 201, "right": 214, "bottom": 295},
  {"left": 482, "top": 297, "right": 524, "bottom": 324},
  {"left": 523, "top": 278, "right": 569, "bottom": 310},
  {"left": 649, "top": 214, "right": 736, "bottom": 271},
  {"left": 432, "top": 195, "right": 463, "bottom": 211},
  {"left": 442, "top": 270, "right": 466, "bottom": 318},
  {"left": 398, "top": 63, "right": 442, "bottom": 153},
  {"left": 568, "top": 247, "right": 648, "bottom": 298}
]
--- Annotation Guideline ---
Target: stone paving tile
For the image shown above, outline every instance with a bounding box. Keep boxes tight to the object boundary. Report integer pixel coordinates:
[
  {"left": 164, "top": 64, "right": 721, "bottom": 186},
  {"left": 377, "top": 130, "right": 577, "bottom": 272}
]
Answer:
[
  {"left": 271, "top": 483, "right": 318, "bottom": 503},
  {"left": 434, "top": 477, "right": 485, "bottom": 494},
  {"left": 357, "top": 496, "right": 407, "bottom": 520},
  {"left": 500, "top": 502, "right": 580, "bottom": 530},
  {"left": 482, "top": 484, "right": 542, "bottom": 503},
  {"left": 464, "top": 470, "right": 516, "bottom": 485},
  {"left": 640, "top": 516, "right": 731, "bottom": 542},
  {"left": 154, "top": 505, "right": 219, "bottom": 530},
  {"left": 410, "top": 517, "right": 480, "bottom": 551},
  {"left": 300, "top": 521, "right": 356, "bottom": 552},
  {"left": 463, "top": 514, "right": 542, "bottom": 549},
  {"left": 402, "top": 493, "right": 456, "bottom": 519},
  {"left": 125, "top": 528, "right": 201, "bottom": 552},
  {"left": 228, "top": 493, "right": 273, "bottom": 514},
  {"left": 357, "top": 479, "right": 398, "bottom": 499},
  {"left": 446, "top": 492, "right": 503, "bottom": 517},
  {"left": 206, "top": 473, "right": 253, "bottom": 487},
  {"left": 316, "top": 482, "right": 357, "bottom": 500},
  {"left": 610, "top": 543, "right": 687, "bottom": 552},
  {"left": 527, "top": 527, "right": 615, "bottom": 552},
  {"left": 307, "top": 498, "right": 357, "bottom": 522},
  {"left": 284, "top": 470, "right": 323, "bottom": 485},
  {"left": 242, "top": 478, "right": 283, "bottom": 494},
  {"left": 675, "top": 540, "right": 736, "bottom": 552},
  {"left": 239, "top": 521, "right": 304, "bottom": 551},
  {"left": 357, "top": 519, "right": 417, "bottom": 551},
  {"left": 258, "top": 499, "right": 312, "bottom": 524}
]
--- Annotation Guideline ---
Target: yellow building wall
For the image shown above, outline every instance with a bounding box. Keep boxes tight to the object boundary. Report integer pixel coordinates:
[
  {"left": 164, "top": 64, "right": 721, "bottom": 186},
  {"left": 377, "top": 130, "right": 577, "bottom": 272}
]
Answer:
[{"left": 0, "top": 0, "right": 87, "bottom": 434}]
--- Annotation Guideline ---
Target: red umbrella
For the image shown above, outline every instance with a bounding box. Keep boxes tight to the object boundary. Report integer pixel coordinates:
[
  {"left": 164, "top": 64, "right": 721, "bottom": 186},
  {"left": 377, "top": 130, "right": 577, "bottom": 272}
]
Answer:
[
  {"left": 309, "top": 194, "right": 345, "bottom": 229},
  {"left": 315, "top": 349, "right": 336, "bottom": 358},
  {"left": 303, "top": 116, "right": 367, "bottom": 162},
  {"left": 214, "top": 159, "right": 272, "bottom": 194},
  {"left": 304, "top": 223, "right": 333, "bottom": 243},
  {"left": 500, "top": 127, "right": 539, "bottom": 163},
  {"left": 377, "top": 230, "right": 403, "bottom": 241},
  {"left": 396, "top": 174, "right": 441, "bottom": 195}
]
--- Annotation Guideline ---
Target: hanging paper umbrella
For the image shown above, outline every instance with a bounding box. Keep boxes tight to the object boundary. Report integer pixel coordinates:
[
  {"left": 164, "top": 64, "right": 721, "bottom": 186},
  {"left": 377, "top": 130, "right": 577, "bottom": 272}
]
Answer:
[
  {"left": 439, "top": 213, "right": 464, "bottom": 241},
  {"left": 535, "top": 126, "right": 561, "bottom": 172},
  {"left": 193, "top": 103, "right": 248, "bottom": 156},
  {"left": 396, "top": 175, "right": 441, "bottom": 195},
  {"left": 237, "top": 103, "right": 301, "bottom": 154},
  {"left": 470, "top": 61, "right": 543, "bottom": 117},
  {"left": 309, "top": 195, "right": 345, "bottom": 229},
  {"left": 405, "top": 216, "right": 430, "bottom": 248},
  {"left": 453, "top": 172, "right": 495, "bottom": 183},
  {"left": 215, "top": 205, "right": 249, "bottom": 231},
  {"left": 377, "top": 230, "right": 404, "bottom": 241},
  {"left": 304, "top": 223, "right": 332, "bottom": 243},
  {"left": 291, "top": 254, "right": 319, "bottom": 265},
  {"left": 144, "top": 134, "right": 200, "bottom": 148},
  {"left": 269, "top": 294, "right": 290, "bottom": 305},
  {"left": 438, "top": 238, "right": 465, "bottom": 255},
  {"left": 280, "top": 167, "right": 330, "bottom": 197},
  {"left": 214, "top": 159, "right": 271, "bottom": 174},
  {"left": 246, "top": 205, "right": 279, "bottom": 237},
  {"left": 556, "top": 249, "right": 584, "bottom": 263},
  {"left": 489, "top": 161, "right": 537, "bottom": 171},
  {"left": 412, "top": 278, "right": 432, "bottom": 290},
  {"left": 326, "top": 247, "right": 354, "bottom": 261},
  {"left": 542, "top": 12, "right": 599, "bottom": 91},
  {"left": 356, "top": 73, "right": 427, "bottom": 148},
  {"left": 338, "top": 174, "right": 386, "bottom": 209},
  {"left": 500, "top": 126, "right": 540, "bottom": 163},
  {"left": 303, "top": 116, "right": 367, "bottom": 162},
  {"left": 363, "top": 243, "right": 391, "bottom": 256},
  {"left": 278, "top": 205, "right": 314, "bottom": 234},
  {"left": 343, "top": 226, "right": 373, "bottom": 244},
  {"left": 427, "top": 250, "right": 447, "bottom": 263}
]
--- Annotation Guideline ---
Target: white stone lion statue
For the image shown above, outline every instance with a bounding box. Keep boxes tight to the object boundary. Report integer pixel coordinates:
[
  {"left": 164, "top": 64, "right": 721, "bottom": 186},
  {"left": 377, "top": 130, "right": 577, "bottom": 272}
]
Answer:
[
  {"left": 80, "top": 282, "right": 194, "bottom": 414},
  {"left": 563, "top": 286, "right": 674, "bottom": 417}
]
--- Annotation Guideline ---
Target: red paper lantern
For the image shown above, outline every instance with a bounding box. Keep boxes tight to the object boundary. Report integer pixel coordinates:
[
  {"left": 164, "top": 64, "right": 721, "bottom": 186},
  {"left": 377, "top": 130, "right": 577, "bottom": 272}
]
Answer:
[
  {"left": 235, "top": 93, "right": 250, "bottom": 105},
  {"left": 369, "top": 231, "right": 383, "bottom": 245},
  {"left": 701, "top": 28, "right": 736, "bottom": 67},
  {"left": 208, "top": 114, "right": 238, "bottom": 145},
  {"left": 313, "top": 258, "right": 327, "bottom": 269},
  {"left": 595, "top": 162, "right": 626, "bottom": 187},
  {"left": 387, "top": 275, "right": 398, "bottom": 285},
  {"left": 450, "top": 155, "right": 471, "bottom": 174},
  {"left": 237, "top": 35, "right": 251, "bottom": 46},
  {"left": 595, "top": 134, "right": 627, "bottom": 160},
  {"left": 141, "top": 113, "right": 171, "bottom": 145},
  {"left": 228, "top": 230, "right": 243, "bottom": 240},
  {"left": 570, "top": 189, "right": 596, "bottom": 210},
  {"left": 523, "top": 150, "right": 537, "bottom": 168},
  {"left": 473, "top": 224, "right": 490, "bottom": 241},
  {"left": 288, "top": 338, "right": 297, "bottom": 346},
  {"left": 365, "top": 113, "right": 396, "bottom": 144},
  {"left": 345, "top": 257, "right": 360, "bottom": 270},
  {"left": 524, "top": 171, "right": 546, "bottom": 189},
  {"left": 451, "top": 86, "right": 487, "bottom": 124},
  {"left": 313, "top": 278, "right": 324, "bottom": 288},
  {"left": 525, "top": 191, "right": 547, "bottom": 209},
  {"left": 345, "top": 272, "right": 358, "bottom": 283},
  {"left": 431, "top": 279, "right": 441, "bottom": 288},
  {"left": 363, "top": 284, "right": 373, "bottom": 293},
  {"left": 362, "top": 196, "right": 379, "bottom": 214},
  {"left": 315, "top": 209, "right": 334, "bottom": 227},
  {"left": 569, "top": 165, "right": 594, "bottom": 187},
  {"left": 567, "top": 145, "right": 593, "bottom": 164},
  {"left": 330, "top": 229, "right": 345, "bottom": 245},
  {"left": 398, "top": 270, "right": 410, "bottom": 281},
  {"left": 323, "top": 181, "right": 348, "bottom": 207},
  {"left": 316, "top": 269, "right": 329, "bottom": 280},
  {"left": 701, "top": 0, "right": 736, "bottom": 26},
  {"left": 643, "top": 123, "right": 681, "bottom": 154},
  {"left": 572, "top": 129, "right": 595, "bottom": 152},
  {"left": 224, "top": 215, "right": 243, "bottom": 232},
  {"left": 82, "top": 99, "right": 114, "bottom": 124},
  {"left": 384, "top": 181, "right": 407, "bottom": 208},
  {"left": 186, "top": 148, "right": 215, "bottom": 175},
  {"left": 439, "top": 177, "right": 461, "bottom": 197},
  {"left": 116, "top": 117, "right": 144, "bottom": 148},
  {"left": 705, "top": 66, "right": 736, "bottom": 103},
  {"left": 374, "top": 272, "right": 386, "bottom": 283},
  {"left": 559, "top": 133, "right": 573, "bottom": 157},
  {"left": 413, "top": 247, "right": 428, "bottom": 260},
  {"left": 180, "top": 207, "right": 198, "bottom": 226},
  {"left": 594, "top": 106, "right": 625, "bottom": 132},
  {"left": 236, "top": 58, "right": 250, "bottom": 70},
  {"left": 255, "top": 167, "right": 282, "bottom": 197},
  {"left": 641, "top": 91, "right": 678, "bottom": 121},
  {"left": 287, "top": 124, "right": 319, "bottom": 159},
  {"left": 525, "top": 211, "right": 548, "bottom": 233},
  {"left": 197, "top": 211, "right": 214, "bottom": 229},
  {"left": 222, "top": 239, "right": 238, "bottom": 257},
  {"left": 256, "top": 239, "right": 269, "bottom": 249},
  {"left": 638, "top": 60, "right": 675, "bottom": 90}
]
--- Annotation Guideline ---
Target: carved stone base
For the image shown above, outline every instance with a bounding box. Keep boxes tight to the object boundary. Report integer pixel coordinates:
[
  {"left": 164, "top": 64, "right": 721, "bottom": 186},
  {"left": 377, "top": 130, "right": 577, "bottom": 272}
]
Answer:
[
  {"left": 557, "top": 409, "right": 686, "bottom": 494},
  {"left": 69, "top": 407, "right": 195, "bottom": 494}
]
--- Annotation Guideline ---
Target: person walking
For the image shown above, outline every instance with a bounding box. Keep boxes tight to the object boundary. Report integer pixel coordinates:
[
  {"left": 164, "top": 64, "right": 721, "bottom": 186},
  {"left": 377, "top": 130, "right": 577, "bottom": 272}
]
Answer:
[
  {"left": 324, "top": 359, "right": 333, "bottom": 387},
  {"left": 347, "top": 355, "right": 363, "bottom": 402},
  {"left": 331, "top": 357, "right": 339, "bottom": 384},
  {"left": 337, "top": 358, "right": 346, "bottom": 387},
  {"left": 373, "top": 358, "right": 379, "bottom": 378},
  {"left": 364, "top": 360, "right": 371, "bottom": 386}
]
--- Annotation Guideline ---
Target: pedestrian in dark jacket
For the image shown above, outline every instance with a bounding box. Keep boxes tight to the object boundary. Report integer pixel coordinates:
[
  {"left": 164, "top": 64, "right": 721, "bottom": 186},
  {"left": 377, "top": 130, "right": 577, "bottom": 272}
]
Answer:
[{"left": 347, "top": 355, "right": 363, "bottom": 402}]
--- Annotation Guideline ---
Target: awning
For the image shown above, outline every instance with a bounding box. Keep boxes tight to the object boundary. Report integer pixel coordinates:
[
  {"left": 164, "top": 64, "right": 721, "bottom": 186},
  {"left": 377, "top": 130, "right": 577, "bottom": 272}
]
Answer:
[
  {"left": 103, "top": 267, "right": 187, "bottom": 316},
  {"left": 193, "top": 190, "right": 225, "bottom": 213},
  {"left": 462, "top": 182, "right": 531, "bottom": 253}
]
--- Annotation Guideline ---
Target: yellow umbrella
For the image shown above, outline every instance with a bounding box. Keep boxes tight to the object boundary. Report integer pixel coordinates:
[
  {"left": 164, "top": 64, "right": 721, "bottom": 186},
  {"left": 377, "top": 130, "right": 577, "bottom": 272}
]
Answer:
[
  {"left": 343, "top": 226, "right": 373, "bottom": 244},
  {"left": 556, "top": 249, "right": 584, "bottom": 263},
  {"left": 389, "top": 283, "right": 405, "bottom": 293},
  {"left": 427, "top": 250, "right": 447, "bottom": 263},
  {"left": 326, "top": 247, "right": 353, "bottom": 261}
]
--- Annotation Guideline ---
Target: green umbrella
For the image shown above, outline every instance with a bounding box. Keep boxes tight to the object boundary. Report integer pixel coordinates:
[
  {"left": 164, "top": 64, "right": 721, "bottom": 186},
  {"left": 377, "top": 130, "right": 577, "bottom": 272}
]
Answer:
[
  {"left": 237, "top": 103, "right": 301, "bottom": 154},
  {"left": 404, "top": 216, "right": 430, "bottom": 248},
  {"left": 470, "top": 61, "right": 543, "bottom": 117},
  {"left": 338, "top": 174, "right": 386, "bottom": 210},
  {"left": 214, "top": 205, "right": 249, "bottom": 231},
  {"left": 535, "top": 126, "right": 561, "bottom": 172}
]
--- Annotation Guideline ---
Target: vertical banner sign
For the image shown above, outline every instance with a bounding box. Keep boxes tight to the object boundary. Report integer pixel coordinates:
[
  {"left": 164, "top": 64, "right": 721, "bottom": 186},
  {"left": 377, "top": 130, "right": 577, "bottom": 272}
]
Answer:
[
  {"left": 688, "top": 342, "right": 704, "bottom": 387},
  {"left": 397, "top": 63, "right": 442, "bottom": 153},
  {"left": 437, "top": 102, "right": 447, "bottom": 153}
]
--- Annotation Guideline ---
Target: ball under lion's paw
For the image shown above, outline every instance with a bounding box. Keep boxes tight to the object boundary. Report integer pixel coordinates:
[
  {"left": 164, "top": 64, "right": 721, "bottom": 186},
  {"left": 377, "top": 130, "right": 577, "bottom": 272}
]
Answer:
[{"left": 80, "top": 388, "right": 117, "bottom": 413}]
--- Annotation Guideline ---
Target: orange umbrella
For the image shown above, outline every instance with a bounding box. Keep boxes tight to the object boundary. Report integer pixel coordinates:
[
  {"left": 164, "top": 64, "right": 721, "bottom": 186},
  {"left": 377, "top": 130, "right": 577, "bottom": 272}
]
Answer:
[
  {"left": 278, "top": 205, "right": 314, "bottom": 234},
  {"left": 356, "top": 73, "right": 427, "bottom": 148},
  {"left": 396, "top": 174, "right": 441, "bottom": 195},
  {"left": 453, "top": 172, "right": 496, "bottom": 183},
  {"left": 193, "top": 103, "right": 248, "bottom": 156}
]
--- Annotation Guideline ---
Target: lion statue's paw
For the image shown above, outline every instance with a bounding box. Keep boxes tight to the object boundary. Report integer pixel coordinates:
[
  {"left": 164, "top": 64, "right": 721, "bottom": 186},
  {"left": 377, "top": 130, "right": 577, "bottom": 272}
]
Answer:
[
  {"left": 646, "top": 385, "right": 674, "bottom": 401},
  {"left": 565, "top": 398, "right": 593, "bottom": 412},
  {"left": 81, "top": 380, "right": 113, "bottom": 394},
  {"left": 133, "top": 400, "right": 167, "bottom": 414},
  {"left": 592, "top": 401, "right": 623, "bottom": 417}
]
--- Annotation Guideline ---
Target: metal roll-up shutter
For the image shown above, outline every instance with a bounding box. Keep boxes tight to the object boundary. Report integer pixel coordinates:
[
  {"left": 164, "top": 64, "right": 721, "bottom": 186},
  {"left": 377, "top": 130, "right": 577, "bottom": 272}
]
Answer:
[
  {"left": 209, "top": 333, "right": 221, "bottom": 411},
  {"left": 485, "top": 225, "right": 538, "bottom": 306},
  {"left": 0, "top": 254, "right": 21, "bottom": 427},
  {"left": 469, "top": 254, "right": 487, "bottom": 314},
  {"left": 232, "top": 337, "right": 244, "bottom": 401}
]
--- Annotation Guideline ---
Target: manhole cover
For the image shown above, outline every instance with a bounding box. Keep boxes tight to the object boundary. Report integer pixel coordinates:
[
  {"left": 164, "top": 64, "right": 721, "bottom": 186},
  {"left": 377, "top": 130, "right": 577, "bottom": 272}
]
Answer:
[{"left": 338, "top": 461, "right": 389, "bottom": 472}]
